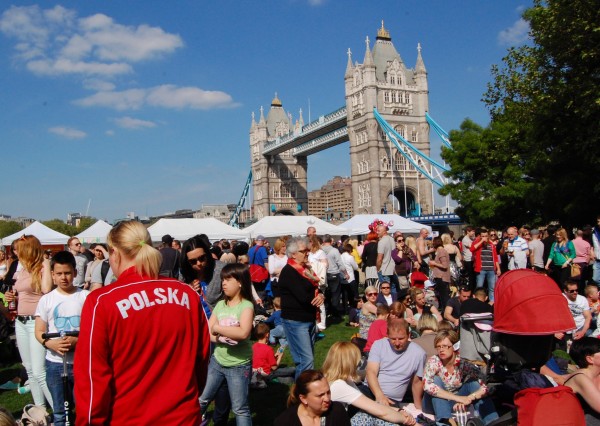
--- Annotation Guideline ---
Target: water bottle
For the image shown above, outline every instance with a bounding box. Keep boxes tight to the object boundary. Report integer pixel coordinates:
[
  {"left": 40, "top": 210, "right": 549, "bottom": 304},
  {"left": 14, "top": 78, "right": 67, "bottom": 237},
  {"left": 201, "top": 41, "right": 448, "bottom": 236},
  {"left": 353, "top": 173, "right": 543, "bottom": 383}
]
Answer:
[{"left": 8, "top": 287, "right": 16, "bottom": 312}]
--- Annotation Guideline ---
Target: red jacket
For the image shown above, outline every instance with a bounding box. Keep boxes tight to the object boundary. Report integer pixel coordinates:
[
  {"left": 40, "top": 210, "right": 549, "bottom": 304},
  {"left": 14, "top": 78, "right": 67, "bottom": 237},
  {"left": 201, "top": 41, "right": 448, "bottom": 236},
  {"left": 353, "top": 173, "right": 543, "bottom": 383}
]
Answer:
[
  {"left": 470, "top": 237, "right": 499, "bottom": 273},
  {"left": 74, "top": 267, "right": 210, "bottom": 425}
]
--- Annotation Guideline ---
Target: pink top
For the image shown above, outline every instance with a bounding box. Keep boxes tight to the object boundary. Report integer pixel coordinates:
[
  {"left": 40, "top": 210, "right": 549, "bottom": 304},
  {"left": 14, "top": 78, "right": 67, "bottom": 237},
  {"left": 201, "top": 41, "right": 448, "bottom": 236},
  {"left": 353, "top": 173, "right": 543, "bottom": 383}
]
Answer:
[
  {"left": 573, "top": 238, "right": 591, "bottom": 264},
  {"left": 14, "top": 268, "right": 44, "bottom": 316}
]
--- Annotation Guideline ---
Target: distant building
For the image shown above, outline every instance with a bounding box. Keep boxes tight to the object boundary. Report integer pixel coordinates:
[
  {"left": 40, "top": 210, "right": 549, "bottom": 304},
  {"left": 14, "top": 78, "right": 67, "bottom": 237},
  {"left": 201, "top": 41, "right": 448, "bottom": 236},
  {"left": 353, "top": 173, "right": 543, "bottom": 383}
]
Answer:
[
  {"left": 67, "top": 212, "right": 82, "bottom": 227},
  {"left": 0, "top": 214, "right": 12, "bottom": 221},
  {"left": 308, "top": 176, "right": 353, "bottom": 223},
  {"left": 13, "top": 217, "right": 35, "bottom": 227}
]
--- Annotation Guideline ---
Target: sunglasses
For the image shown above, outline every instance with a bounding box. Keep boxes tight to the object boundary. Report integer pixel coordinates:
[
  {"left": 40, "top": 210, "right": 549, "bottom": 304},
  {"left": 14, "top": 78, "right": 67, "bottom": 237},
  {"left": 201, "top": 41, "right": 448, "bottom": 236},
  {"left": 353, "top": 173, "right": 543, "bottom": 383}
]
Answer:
[
  {"left": 380, "top": 286, "right": 391, "bottom": 290},
  {"left": 298, "top": 248, "right": 310, "bottom": 254},
  {"left": 188, "top": 255, "right": 208, "bottom": 264},
  {"left": 366, "top": 292, "right": 378, "bottom": 296},
  {"left": 396, "top": 239, "right": 404, "bottom": 243},
  {"left": 567, "top": 290, "right": 578, "bottom": 294}
]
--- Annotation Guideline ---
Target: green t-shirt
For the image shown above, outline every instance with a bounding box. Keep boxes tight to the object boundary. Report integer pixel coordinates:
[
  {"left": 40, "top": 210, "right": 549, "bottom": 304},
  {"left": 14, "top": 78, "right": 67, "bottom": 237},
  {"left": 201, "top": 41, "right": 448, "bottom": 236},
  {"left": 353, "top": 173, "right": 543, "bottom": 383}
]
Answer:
[{"left": 213, "top": 299, "right": 254, "bottom": 367}]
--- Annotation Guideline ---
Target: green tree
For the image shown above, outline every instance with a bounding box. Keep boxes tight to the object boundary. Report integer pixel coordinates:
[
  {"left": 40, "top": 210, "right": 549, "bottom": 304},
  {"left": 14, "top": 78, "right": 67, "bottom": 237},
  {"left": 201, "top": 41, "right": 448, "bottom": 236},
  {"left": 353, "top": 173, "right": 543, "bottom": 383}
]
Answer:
[
  {"left": 43, "top": 219, "right": 76, "bottom": 236},
  {"left": 440, "top": 119, "right": 541, "bottom": 228},
  {"left": 0, "top": 221, "right": 23, "bottom": 239},
  {"left": 77, "top": 217, "right": 97, "bottom": 232},
  {"left": 483, "top": 0, "right": 600, "bottom": 226}
]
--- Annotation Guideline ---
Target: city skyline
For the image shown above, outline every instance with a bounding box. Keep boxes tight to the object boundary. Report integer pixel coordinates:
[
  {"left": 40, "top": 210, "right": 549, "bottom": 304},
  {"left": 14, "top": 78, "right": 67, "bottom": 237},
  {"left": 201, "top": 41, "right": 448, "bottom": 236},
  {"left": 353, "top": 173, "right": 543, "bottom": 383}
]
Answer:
[{"left": 0, "top": 1, "right": 532, "bottom": 221}]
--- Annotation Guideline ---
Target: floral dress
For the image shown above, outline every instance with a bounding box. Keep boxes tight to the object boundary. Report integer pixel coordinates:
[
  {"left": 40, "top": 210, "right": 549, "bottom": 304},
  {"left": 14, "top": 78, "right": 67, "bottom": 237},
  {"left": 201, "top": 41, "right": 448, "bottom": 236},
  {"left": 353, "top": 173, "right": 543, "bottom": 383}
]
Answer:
[{"left": 423, "top": 355, "right": 487, "bottom": 396}]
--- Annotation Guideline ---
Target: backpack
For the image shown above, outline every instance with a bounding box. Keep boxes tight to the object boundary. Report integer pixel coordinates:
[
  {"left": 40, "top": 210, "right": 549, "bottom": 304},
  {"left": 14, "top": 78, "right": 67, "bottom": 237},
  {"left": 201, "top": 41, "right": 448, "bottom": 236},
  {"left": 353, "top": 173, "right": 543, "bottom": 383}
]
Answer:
[
  {"left": 100, "top": 259, "right": 110, "bottom": 284},
  {"left": 20, "top": 404, "right": 50, "bottom": 425},
  {"left": 514, "top": 385, "right": 584, "bottom": 425}
]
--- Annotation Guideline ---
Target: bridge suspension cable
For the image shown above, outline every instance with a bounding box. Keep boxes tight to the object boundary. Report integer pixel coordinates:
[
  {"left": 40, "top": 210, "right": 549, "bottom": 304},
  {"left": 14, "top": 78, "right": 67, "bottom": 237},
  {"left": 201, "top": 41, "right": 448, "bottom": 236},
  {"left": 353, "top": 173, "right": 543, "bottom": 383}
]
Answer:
[
  {"left": 373, "top": 108, "right": 449, "bottom": 188},
  {"left": 425, "top": 112, "right": 452, "bottom": 148},
  {"left": 228, "top": 170, "right": 253, "bottom": 228}
]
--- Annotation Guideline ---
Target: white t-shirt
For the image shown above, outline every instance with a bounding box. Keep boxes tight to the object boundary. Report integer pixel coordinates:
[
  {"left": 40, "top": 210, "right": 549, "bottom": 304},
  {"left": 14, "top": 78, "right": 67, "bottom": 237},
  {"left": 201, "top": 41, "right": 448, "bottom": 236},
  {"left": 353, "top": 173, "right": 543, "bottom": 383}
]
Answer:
[
  {"left": 341, "top": 252, "right": 358, "bottom": 283},
  {"left": 35, "top": 288, "right": 89, "bottom": 364},
  {"left": 563, "top": 294, "right": 590, "bottom": 332},
  {"left": 308, "top": 249, "right": 327, "bottom": 265},
  {"left": 462, "top": 236, "right": 473, "bottom": 262},
  {"left": 330, "top": 379, "right": 363, "bottom": 409}
]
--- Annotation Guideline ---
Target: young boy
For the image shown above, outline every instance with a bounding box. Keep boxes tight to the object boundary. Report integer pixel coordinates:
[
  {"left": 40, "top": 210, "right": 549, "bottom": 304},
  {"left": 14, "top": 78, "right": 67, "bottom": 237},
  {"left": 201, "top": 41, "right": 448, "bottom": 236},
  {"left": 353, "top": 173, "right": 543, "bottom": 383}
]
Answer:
[
  {"left": 264, "top": 297, "right": 286, "bottom": 346},
  {"left": 363, "top": 304, "right": 390, "bottom": 354},
  {"left": 35, "top": 251, "right": 89, "bottom": 426},
  {"left": 251, "top": 323, "right": 295, "bottom": 388}
]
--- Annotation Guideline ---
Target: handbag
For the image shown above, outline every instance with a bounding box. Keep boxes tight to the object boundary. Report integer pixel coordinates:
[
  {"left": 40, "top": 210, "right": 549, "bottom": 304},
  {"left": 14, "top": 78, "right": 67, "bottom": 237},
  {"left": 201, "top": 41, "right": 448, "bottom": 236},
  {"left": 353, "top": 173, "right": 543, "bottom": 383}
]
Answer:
[
  {"left": 570, "top": 263, "right": 581, "bottom": 278},
  {"left": 20, "top": 404, "right": 49, "bottom": 425},
  {"left": 249, "top": 248, "right": 269, "bottom": 283}
]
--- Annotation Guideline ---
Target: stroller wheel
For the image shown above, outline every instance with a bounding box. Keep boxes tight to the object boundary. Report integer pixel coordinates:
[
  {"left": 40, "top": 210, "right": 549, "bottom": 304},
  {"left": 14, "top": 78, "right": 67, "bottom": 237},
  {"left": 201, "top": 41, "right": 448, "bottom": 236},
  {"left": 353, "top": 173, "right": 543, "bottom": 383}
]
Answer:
[{"left": 466, "top": 419, "right": 485, "bottom": 426}]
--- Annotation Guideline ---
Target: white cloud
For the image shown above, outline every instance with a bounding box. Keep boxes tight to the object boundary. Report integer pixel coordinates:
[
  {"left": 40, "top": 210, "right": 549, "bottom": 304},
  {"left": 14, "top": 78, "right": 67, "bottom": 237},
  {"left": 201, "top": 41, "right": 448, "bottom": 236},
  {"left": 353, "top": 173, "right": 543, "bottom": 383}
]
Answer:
[
  {"left": 0, "top": 5, "right": 183, "bottom": 77},
  {"left": 48, "top": 126, "right": 87, "bottom": 139},
  {"left": 74, "top": 85, "right": 239, "bottom": 110},
  {"left": 83, "top": 78, "right": 116, "bottom": 92},
  {"left": 115, "top": 116, "right": 157, "bottom": 129},
  {"left": 105, "top": 130, "right": 115, "bottom": 136},
  {"left": 498, "top": 18, "right": 530, "bottom": 46}
]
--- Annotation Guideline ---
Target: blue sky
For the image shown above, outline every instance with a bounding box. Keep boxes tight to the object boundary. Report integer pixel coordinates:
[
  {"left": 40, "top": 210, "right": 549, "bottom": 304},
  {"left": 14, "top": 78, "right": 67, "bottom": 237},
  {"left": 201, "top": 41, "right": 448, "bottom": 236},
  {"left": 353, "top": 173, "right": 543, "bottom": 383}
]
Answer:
[{"left": 0, "top": 1, "right": 531, "bottom": 222}]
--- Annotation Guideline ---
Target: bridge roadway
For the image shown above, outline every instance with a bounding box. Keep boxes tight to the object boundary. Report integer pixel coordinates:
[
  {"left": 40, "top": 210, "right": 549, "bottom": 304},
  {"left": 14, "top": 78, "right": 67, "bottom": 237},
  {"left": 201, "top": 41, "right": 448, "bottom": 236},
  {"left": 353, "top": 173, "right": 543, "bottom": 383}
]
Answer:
[{"left": 263, "top": 106, "right": 348, "bottom": 156}]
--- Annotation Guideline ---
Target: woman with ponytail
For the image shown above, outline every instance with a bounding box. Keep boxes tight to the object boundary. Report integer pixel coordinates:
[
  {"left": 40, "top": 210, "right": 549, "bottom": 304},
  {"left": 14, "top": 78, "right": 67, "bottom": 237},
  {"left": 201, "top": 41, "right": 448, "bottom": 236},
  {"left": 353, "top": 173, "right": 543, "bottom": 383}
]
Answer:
[
  {"left": 74, "top": 221, "right": 211, "bottom": 425},
  {"left": 275, "top": 370, "right": 350, "bottom": 426},
  {"left": 5, "top": 235, "right": 53, "bottom": 409}
]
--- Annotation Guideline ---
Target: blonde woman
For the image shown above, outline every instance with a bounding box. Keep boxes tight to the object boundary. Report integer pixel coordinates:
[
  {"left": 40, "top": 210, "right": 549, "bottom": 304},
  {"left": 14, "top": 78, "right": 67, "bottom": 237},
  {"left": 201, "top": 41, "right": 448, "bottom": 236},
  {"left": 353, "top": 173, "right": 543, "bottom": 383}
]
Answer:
[
  {"left": 545, "top": 228, "right": 576, "bottom": 288},
  {"left": 74, "top": 221, "right": 211, "bottom": 425},
  {"left": 4, "top": 236, "right": 53, "bottom": 409},
  {"left": 441, "top": 233, "right": 462, "bottom": 285},
  {"left": 359, "top": 285, "right": 378, "bottom": 339},
  {"left": 268, "top": 238, "right": 288, "bottom": 297},
  {"left": 323, "top": 341, "right": 416, "bottom": 425}
]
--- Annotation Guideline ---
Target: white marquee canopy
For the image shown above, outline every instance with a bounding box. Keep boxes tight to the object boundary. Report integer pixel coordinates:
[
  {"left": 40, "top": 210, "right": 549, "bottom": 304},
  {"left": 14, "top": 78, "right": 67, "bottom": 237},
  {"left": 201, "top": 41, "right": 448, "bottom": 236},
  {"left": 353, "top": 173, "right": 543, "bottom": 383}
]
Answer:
[
  {"left": 243, "top": 216, "right": 348, "bottom": 239},
  {"left": 147, "top": 218, "right": 249, "bottom": 242},
  {"left": 339, "top": 214, "right": 431, "bottom": 236},
  {"left": 1, "top": 221, "right": 70, "bottom": 246}
]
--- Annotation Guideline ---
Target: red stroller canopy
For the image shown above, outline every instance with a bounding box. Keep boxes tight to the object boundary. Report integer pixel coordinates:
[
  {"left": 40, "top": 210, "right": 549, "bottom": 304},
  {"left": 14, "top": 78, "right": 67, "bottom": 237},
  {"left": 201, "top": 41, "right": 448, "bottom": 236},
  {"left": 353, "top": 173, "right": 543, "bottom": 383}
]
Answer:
[{"left": 493, "top": 270, "right": 575, "bottom": 335}]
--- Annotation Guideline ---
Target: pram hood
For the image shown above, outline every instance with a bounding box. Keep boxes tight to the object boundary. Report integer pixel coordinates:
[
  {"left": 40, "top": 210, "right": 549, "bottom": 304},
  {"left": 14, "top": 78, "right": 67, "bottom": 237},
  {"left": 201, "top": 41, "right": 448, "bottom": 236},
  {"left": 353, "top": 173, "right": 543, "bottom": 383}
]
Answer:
[{"left": 493, "top": 270, "right": 575, "bottom": 335}]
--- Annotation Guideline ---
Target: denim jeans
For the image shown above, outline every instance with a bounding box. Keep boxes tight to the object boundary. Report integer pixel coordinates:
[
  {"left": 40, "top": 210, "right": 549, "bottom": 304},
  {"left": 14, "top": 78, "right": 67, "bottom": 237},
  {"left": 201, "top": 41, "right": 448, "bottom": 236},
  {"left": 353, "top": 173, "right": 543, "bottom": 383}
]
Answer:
[
  {"left": 269, "top": 325, "right": 287, "bottom": 347},
  {"left": 282, "top": 318, "right": 315, "bottom": 380},
  {"left": 15, "top": 318, "right": 53, "bottom": 407},
  {"left": 593, "top": 261, "right": 600, "bottom": 286},
  {"left": 46, "top": 360, "right": 74, "bottom": 426},
  {"left": 423, "top": 376, "right": 498, "bottom": 424},
  {"left": 199, "top": 356, "right": 252, "bottom": 426},
  {"left": 476, "top": 270, "right": 497, "bottom": 302}
]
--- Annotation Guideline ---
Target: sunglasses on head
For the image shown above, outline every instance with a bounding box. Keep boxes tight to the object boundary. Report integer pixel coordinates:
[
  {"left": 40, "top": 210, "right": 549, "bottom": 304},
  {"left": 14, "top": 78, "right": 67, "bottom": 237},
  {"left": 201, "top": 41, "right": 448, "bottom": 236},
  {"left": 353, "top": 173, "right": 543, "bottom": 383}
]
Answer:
[{"left": 188, "top": 254, "right": 208, "bottom": 264}]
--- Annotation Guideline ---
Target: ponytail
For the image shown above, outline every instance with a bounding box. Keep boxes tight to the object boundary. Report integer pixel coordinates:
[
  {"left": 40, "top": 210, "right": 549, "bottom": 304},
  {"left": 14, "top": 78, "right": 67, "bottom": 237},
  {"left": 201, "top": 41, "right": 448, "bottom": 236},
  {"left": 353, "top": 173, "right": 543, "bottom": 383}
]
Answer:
[{"left": 107, "top": 221, "right": 161, "bottom": 279}]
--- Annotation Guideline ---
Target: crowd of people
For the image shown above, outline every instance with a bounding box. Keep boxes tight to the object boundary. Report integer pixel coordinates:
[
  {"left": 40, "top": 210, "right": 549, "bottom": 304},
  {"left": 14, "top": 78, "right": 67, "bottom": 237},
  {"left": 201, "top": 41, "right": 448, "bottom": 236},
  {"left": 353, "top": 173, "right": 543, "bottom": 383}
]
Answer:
[{"left": 0, "top": 216, "right": 599, "bottom": 425}]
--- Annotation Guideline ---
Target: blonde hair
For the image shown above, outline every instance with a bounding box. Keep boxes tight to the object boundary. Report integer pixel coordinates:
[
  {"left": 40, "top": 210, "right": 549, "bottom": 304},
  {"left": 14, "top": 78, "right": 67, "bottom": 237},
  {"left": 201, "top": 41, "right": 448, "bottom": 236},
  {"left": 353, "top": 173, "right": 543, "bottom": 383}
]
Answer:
[
  {"left": 348, "top": 239, "right": 359, "bottom": 250},
  {"left": 556, "top": 228, "right": 568, "bottom": 242},
  {"left": 405, "top": 236, "right": 417, "bottom": 253},
  {"left": 16, "top": 235, "right": 44, "bottom": 293},
  {"left": 417, "top": 313, "right": 439, "bottom": 334},
  {"left": 0, "top": 407, "right": 16, "bottom": 426},
  {"left": 441, "top": 233, "right": 453, "bottom": 246},
  {"left": 107, "top": 221, "right": 161, "bottom": 279},
  {"left": 273, "top": 238, "right": 286, "bottom": 254},
  {"left": 322, "top": 341, "right": 361, "bottom": 383},
  {"left": 434, "top": 329, "right": 459, "bottom": 347},
  {"left": 364, "top": 285, "right": 378, "bottom": 295}
]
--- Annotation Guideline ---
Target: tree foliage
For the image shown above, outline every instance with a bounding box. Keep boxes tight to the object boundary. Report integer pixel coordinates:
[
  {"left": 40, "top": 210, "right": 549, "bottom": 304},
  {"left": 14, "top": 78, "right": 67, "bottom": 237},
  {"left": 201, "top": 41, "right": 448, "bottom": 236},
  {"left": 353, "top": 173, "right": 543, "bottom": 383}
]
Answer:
[
  {"left": 443, "top": 0, "right": 600, "bottom": 227},
  {"left": 0, "top": 221, "right": 24, "bottom": 239},
  {"left": 43, "top": 219, "right": 76, "bottom": 236}
]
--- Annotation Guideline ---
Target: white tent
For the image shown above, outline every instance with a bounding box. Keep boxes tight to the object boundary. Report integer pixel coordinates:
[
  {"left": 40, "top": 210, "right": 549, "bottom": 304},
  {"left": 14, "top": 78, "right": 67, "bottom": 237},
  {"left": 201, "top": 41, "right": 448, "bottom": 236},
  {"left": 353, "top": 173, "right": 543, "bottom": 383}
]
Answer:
[
  {"left": 75, "top": 220, "right": 113, "bottom": 244},
  {"left": 1, "top": 221, "right": 70, "bottom": 246},
  {"left": 243, "top": 216, "right": 348, "bottom": 238},
  {"left": 147, "top": 218, "right": 249, "bottom": 242},
  {"left": 339, "top": 214, "right": 431, "bottom": 236}
]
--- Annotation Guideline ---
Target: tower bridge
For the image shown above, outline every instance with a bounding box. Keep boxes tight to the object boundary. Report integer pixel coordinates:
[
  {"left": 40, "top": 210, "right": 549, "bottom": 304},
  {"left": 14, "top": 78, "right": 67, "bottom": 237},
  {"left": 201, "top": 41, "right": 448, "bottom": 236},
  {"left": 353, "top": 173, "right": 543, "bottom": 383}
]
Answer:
[{"left": 248, "top": 22, "right": 436, "bottom": 221}]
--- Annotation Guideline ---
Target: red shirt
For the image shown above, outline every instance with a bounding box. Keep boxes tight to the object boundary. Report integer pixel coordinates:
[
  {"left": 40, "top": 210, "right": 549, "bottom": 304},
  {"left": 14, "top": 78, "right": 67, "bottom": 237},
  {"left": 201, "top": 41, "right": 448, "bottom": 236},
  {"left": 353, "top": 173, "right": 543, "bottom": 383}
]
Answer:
[
  {"left": 252, "top": 342, "right": 277, "bottom": 375},
  {"left": 74, "top": 267, "right": 210, "bottom": 425},
  {"left": 364, "top": 319, "right": 388, "bottom": 353},
  {"left": 470, "top": 237, "right": 499, "bottom": 273}
]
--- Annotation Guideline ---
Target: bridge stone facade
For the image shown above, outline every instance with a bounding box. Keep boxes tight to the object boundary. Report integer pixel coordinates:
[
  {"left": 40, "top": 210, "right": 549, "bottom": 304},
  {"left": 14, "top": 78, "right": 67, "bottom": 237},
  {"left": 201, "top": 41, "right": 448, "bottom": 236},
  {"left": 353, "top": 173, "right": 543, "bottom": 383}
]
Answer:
[{"left": 249, "top": 23, "right": 433, "bottom": 219}]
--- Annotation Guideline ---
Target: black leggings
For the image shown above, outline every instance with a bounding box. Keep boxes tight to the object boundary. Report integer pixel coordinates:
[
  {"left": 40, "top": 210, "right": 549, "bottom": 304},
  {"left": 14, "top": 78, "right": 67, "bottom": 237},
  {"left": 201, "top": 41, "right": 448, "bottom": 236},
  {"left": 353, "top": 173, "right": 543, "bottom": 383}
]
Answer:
[{"left": 434, "top": 278, "right": 450, "bottom": 312}]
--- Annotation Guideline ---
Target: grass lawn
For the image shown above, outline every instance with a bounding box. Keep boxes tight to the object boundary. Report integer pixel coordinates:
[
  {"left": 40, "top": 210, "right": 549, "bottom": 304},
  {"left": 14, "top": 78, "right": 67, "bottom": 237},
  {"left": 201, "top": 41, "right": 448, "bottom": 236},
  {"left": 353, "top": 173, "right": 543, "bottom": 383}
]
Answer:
[{"left": 0, "top": 317, "right": 356, "bottom": 424}]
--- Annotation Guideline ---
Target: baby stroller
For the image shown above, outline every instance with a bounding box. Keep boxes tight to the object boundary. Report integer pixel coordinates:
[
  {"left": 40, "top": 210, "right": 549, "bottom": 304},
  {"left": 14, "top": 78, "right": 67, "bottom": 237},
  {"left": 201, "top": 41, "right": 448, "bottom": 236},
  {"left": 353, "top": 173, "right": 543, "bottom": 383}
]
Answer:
[
  {"left": 484, "top": 270, "right": 580, "bottom": 425},
  {"left": 460, "top": 312, "right": 493, "bottom": 367}
]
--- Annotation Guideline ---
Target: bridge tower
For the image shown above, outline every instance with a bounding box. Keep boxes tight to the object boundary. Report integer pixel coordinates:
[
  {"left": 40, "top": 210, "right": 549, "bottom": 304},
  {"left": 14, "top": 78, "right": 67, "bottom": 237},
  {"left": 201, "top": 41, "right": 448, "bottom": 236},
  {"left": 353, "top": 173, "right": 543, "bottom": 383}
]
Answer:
[
  {"left": 249, "top": 95, "right": 308, "bottom": 219},
  {"left": 345, "top": 22, "right": 433, "bottom": 216}
]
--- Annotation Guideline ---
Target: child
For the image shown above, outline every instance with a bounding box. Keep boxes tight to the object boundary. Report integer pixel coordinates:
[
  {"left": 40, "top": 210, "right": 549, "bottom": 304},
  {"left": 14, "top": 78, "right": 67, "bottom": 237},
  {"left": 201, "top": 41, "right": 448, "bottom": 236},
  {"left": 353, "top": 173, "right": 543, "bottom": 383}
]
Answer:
[
  {"left": 264, "top": 297, "right": 286, "bottom": 346},
  {"left": 363, "top": 304, "right": 390, "bottom": 354},
  {"left": 586, "top": 285, "right": 600, "bottom": 336},
  {"left": 34, "top": 251, "right": 89, "bottom": 426},
  {"left": 199, "top": 263, "right": 255, "bottom": 426},
  {"left": 251, "top": 323, "right": 295, "bottom": 388},
  {"left": 347, "top": 297, "right": 364, "bottom": 327}
]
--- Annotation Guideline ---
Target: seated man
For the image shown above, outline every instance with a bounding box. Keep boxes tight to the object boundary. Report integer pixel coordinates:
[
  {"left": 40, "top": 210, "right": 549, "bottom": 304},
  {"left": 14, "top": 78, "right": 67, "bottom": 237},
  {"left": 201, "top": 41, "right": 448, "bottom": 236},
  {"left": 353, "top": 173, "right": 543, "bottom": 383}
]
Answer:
[
  {"left": 443, "top": 286, "right": 472, "bottom": 328},
  {"left": 556, "top": 280, "right": 591, "bottom": 350},
  {"left": 365, "top": 318, "right": 426, "bottom": 409}
]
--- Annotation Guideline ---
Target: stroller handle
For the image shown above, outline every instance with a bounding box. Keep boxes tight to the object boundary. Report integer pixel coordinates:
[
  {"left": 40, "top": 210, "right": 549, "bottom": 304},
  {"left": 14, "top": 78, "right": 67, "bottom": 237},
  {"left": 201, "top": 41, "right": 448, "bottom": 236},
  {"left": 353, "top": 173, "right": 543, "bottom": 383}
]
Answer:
[{"left": 42, "top": 331, "right": 79, "bottom": 339}]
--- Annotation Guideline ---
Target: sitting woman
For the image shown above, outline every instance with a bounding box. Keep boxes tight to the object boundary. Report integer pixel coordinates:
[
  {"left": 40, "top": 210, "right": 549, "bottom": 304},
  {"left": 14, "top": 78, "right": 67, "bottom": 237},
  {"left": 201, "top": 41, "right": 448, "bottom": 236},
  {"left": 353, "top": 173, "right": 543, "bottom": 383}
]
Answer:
[
  {"left": 423, "top": 330, "right": 498, "bottom": 424},
  {"left": 563, "top": 337, "right": 600, "bottom": 425},
  {"left": 358, "top": 286, "right": 378, "bottom": 340},
  {"left": 275, "top": 369, "right": 350, "bottom": 426},
  {"left": 407, "top": 288, "right": 442, "bottom": 323},
  {"left": 323, "top": 342, "right": 416, "bottom": 425}
]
